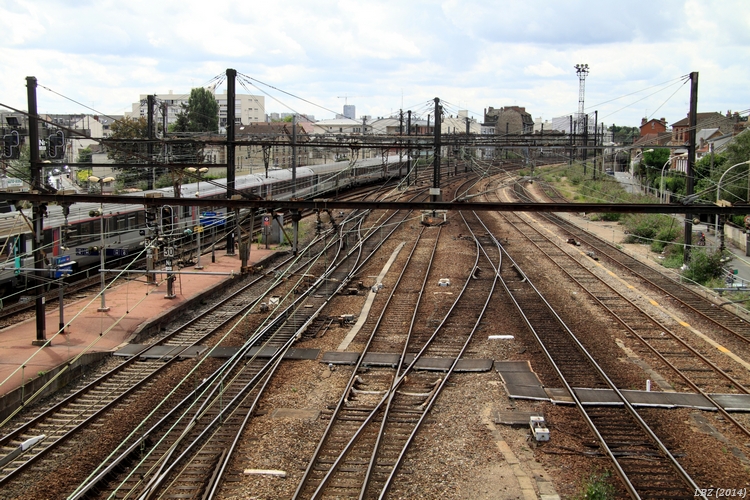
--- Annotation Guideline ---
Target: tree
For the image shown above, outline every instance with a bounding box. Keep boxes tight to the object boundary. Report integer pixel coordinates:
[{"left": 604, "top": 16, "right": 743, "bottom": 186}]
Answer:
[
  {"left": 107, "top": 116, "right": 148, "bottom": 161},
  {"left": 609, "top": 125, "right": 639, "bottom": 144},
  {"left": 703, "top": 131, "right": 750, "bottom": 204},
  {"left": 172, "top": 87, "right": 219, "bottom": 133},
  {"left": 724, "top": 129, "right": 750, "bottom": 168},
  {"left": 77, "top": 147, "right": 92, "bottom": 163},
  {"left": 106, "top": 116, "right": 157, "bottom": 187},
  {"left": 164, "top": 88, "right": 219, "bottom": 196},
  {"left": 636, "top": 148, "right": 670, "bottom": 186}
]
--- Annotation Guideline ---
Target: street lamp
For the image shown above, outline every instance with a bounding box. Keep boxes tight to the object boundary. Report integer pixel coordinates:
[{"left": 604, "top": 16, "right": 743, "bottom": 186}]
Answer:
[
  {"left": 716, "top": 160, "right": 750, "bottom": 250},
  {"left": 185, "top": 167, "right": 209, "bottom": 269},
  {"left": 660, "top": 157, "right": 673, "bottom": 204},
  {"left": 88, "top": 175, "right": 115, "bottom": 312},
  {"left": 629, "top": 148, "right": 653, "bottom": 178}
]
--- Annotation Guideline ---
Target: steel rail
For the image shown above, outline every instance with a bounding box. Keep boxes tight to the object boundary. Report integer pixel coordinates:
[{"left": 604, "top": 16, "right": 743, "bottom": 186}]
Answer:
[
  {"left": 292, "top": 199, "right": 436, "bottom": 499},
  {"left": 142, "top": 191, "right": 416, "bottom": 500},
  {"left": 531, "top": 182, "right": 750, "bottom": 344},
  {"left": 295, "top": 176, "right": 491, "bottom": 499},
  {"left": 305, "top": 226, "right": 442, "bottom": 500},
  {"left": 0, "top": 248, "right": 315, "bottom": 486},
  {"left": 1, "top": 216, "right": 353, "bottom": 491},
  {"left": 76, "top": 189, "right": 414, "bottom": 499},
  {"left": 504, "top": 182, "right": 750, "bottom": 440},
  {"left": 68, "top": 222, "right": 358, "bottom": 500},
  {"left": 492, "top": 215, "right": 703, "bottom": 499},
  {"left": 372, "top": 209, "right": 501, "bottom": 500}
]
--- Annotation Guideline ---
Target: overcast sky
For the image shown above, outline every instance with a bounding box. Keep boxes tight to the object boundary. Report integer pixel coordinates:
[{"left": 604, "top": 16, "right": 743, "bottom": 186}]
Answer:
[{"left": 1, "top": 0, "right": 748, "bottom": 128}]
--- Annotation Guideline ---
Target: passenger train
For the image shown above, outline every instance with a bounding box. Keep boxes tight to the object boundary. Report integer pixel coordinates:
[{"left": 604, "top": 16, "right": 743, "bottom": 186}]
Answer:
[{"left": 0, "top": 157, "right": 404, "bottom": 297}]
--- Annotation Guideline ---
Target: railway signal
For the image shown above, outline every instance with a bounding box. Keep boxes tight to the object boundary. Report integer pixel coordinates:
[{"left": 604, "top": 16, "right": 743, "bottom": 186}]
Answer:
[
  {"left": 2, "top": 131, "right": 20, "bottom": 159},
  {"left": 46, "top": 131, "right": 65, "bottom": 160},
  {"left": 161, "top": 206, "right": 174, "bottom": 235}
]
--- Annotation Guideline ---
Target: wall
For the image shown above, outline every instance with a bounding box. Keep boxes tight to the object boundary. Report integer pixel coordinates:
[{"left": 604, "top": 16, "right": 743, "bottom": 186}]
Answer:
[{"left": 724, "top": 222, "right": 748, "bottom": 254}]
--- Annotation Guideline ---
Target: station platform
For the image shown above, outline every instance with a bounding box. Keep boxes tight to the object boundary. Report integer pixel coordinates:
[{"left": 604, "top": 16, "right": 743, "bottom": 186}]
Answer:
[{"left": 0, "top": 248, "right": 277, "bottom": 420}]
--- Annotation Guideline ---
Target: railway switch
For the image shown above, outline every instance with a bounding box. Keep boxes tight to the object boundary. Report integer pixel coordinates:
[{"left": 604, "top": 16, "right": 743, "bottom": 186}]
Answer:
[
  {"left": 530, "top": 416, "right": 549, "bottom": 441},
  {"left": 339, "top": 314, "right": 355, "bottom": 325}
]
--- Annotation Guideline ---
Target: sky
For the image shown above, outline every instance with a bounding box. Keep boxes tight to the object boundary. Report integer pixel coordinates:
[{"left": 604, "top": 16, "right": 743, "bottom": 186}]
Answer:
[{"left": 1, "top": 0, "right": 749, "bottom": 128}]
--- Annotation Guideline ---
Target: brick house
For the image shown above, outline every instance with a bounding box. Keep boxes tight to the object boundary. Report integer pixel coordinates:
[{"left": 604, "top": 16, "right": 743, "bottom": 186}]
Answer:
[{"left": 670, "top": 112, "right": 738, "bottom": 145}]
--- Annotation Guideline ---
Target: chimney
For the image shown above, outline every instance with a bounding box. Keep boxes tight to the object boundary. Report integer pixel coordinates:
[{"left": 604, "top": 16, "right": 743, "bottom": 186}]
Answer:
[{"left": 641, "top": 118, "right": 647, "bottom": 126}]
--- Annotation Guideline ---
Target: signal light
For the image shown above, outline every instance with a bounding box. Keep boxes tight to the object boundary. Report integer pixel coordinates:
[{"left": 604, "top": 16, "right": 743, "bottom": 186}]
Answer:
[
  {"left": 46, "top": 131, "right": 65, "bottom": 160},
  {"left": 2, "top": 131, "right": 20, "bottom": 159},
  {"left": 89, "top": 209, "right": 102, "bottom": 217},
  {"left": 161, "top": 205, "right": 174, "bottom": 234}
]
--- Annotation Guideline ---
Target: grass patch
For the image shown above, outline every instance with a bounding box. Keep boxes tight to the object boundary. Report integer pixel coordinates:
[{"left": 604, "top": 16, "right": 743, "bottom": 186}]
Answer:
[
  {"left": 573, "top": 471, "right": 616, "bottom": 500},
  {"left": 621, "top": 213, "right": 676, "bottom": 244},
  {"left": 661, "top": 245, "right": 685, "bottom": 268}
]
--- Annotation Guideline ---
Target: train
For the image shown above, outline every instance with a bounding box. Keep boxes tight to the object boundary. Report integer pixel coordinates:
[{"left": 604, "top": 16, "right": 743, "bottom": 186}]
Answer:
[{"left": 0, "top": 156, "right": 404, "bottom": 298}]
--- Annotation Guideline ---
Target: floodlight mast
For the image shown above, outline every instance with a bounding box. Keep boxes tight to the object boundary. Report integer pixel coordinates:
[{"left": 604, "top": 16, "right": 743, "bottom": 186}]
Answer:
[{"left": 575, "top": 63, "right": 590, "bottom": 124}]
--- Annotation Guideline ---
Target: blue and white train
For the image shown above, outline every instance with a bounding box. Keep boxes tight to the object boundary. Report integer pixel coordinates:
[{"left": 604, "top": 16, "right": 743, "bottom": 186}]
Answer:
[{"left": 0, "top": 157, "right": 404, "bottom": 297}]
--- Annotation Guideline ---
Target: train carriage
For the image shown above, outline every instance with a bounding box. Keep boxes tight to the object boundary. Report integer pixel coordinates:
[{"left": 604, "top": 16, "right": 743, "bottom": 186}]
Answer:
[{"left": 0, "top": 156, "right": 404, "bottom": 297}]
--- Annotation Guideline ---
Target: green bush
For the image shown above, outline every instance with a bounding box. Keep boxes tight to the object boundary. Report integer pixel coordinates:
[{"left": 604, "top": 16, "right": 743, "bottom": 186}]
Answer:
[
  {"left": 622, "top": 213, "right": 675, "bottom": 244},
  {"left": 650, "top": 225, "right": 681, "bottom": 253},
  {"left": 683, "top": 248, "right": 728, "bottom": 284},
  {"left": 731, "top": 215, "right": 747, "bottom": 227},
  {"left": 597, "top": 212, "right": 622, "bottom": 221}
]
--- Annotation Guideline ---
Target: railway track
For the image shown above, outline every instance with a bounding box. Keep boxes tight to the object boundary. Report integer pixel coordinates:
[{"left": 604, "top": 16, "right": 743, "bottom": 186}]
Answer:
[
  {"left": 485, "top": 179, "right": 750, "bottom": 445},
  {"left": 0, "top": 237, "right": 323, "bottom": 488},
  {"left": 528, "top": 180, "right": 750, "bottom": 344},
  {"left": 492, "top": 216, "right": 703, "bottom": 499},
  {"left": 293, "top": 224, "right": 442, "bottom": 499},
  {"left": 293, "top": 180, "right": 503, "bottom": 499},
  {"left": 64, "top": 188, "right": 433, "bottom": 499}
]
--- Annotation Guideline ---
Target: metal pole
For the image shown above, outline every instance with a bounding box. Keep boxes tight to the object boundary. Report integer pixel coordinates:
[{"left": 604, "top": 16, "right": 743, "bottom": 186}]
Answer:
[
  {"left": 226, "top": 68, "right": 236, "bottom": 256},
  {"left": 97, "top": 199, "right": 109, "bottom": 312},
  {"left": 193, "top": 168, "right": 207, "bottom": 269},
  {"left": 684, "top": 71, "right": 698, "bottom": 264},
  {"left": 292, "top": 114, "right": 299, "bottom": 255},
  {"left": 569, "top": 115, "right": 573, "bottom": 167},
  {"left": 147, "top": 95, "right": 155, "bottom": 190},
  {"left": 58, "top": 276, "right": 65, "bottom": 333},
  {"left": 195, "top": 222, "right": 203, "bottom": 269},
  {"left": 27, "top": 76, "right": 47, "bottom": 345},
  {"left": 433, "top": 97, "right": 441, "bottom": 205}
]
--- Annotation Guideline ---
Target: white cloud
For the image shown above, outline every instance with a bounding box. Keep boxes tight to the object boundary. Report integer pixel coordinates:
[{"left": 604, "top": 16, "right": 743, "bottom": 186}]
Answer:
[
  {"left": 0, "top": 0, "right": 748, "bottom": 127},
  {"left": 524, "top": 61, "right": 566, "bottom": 78}
]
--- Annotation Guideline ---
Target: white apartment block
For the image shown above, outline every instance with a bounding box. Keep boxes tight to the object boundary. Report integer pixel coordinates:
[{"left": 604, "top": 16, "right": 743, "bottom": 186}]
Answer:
[{"left": 126, "top": 91, "right": 265, "bottom": 129}]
